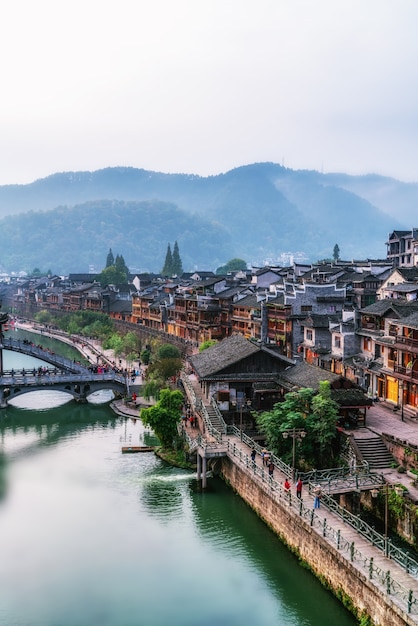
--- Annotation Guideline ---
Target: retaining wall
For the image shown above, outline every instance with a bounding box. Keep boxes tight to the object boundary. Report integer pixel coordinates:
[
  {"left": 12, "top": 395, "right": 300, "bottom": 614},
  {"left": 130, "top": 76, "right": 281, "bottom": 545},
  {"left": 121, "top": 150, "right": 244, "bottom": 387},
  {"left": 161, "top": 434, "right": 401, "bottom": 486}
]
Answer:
[{"left": 221, "top": 456, "right": 415, "bottom": 626}]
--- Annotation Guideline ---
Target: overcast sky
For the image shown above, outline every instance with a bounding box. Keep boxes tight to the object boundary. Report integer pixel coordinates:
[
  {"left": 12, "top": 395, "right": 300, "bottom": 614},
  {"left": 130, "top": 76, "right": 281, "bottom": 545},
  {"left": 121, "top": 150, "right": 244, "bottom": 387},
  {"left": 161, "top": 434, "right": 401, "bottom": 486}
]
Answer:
[{"left": 1, "top": 0, "right": 418, "bottom": 185}]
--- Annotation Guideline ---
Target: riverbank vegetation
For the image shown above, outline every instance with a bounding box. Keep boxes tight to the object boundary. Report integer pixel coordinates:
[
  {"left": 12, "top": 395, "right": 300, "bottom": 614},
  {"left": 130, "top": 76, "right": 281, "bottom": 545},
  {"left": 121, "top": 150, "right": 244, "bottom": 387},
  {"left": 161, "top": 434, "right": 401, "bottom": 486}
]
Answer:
[{"left": 140, "top": 388, "right": 183, "bottom": 449}]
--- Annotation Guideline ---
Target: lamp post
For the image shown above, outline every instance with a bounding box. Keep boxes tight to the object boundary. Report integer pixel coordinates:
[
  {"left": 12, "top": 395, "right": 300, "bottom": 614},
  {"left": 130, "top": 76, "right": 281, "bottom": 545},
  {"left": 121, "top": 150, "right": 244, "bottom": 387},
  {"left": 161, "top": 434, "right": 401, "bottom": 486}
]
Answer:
[
  {"left": 371, "top": 483, "right": 404, "bottom": 555},
  {"left": 282, "top": 427, "right": 306, "bottom": 479}
]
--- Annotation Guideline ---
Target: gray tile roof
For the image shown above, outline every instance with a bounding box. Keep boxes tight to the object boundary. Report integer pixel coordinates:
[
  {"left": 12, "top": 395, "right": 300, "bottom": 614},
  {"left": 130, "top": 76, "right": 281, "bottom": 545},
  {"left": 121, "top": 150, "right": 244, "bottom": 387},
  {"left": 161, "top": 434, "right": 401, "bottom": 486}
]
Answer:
[
  {"left": 190, "top": 334, "right": 260, "bottom": 378},
  {"left": 279, "top": 362, "right": 339, "bottom": 389}
]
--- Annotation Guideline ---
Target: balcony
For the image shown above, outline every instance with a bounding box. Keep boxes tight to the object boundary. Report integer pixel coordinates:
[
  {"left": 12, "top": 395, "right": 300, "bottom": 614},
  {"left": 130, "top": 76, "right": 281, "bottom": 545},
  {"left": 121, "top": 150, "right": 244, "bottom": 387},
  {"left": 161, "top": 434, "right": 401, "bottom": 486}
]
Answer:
[
  {"left": 394, "top": 364, "right": 418, "bottom": 382},
  {"left": 393, "top": 335, "right": 418, "bottom": 352}
]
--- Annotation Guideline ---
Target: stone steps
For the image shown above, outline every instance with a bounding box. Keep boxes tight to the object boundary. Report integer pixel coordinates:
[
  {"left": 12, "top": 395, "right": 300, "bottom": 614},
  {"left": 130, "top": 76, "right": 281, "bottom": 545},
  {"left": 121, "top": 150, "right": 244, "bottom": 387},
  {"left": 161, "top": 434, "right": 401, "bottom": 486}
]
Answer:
[{"left": 354, "top": 435, "right": 394, "bottom": 469}]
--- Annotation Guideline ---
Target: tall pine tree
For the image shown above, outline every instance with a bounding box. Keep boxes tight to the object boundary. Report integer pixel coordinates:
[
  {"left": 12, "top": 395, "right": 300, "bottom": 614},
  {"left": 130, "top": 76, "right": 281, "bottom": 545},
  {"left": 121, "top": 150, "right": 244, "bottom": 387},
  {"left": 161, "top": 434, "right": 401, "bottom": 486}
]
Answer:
[
  {"left": 106, "top": 248, "right": 114, "bottom": 268},
  {"left": 172, "top": 241, "right": 183, "bottom": 276},
  {"left": 115, "top": 254, "right": 129, "bottom": 279},
  {"left": 162, "top": 244, "right": 173, "bottom": 276}
]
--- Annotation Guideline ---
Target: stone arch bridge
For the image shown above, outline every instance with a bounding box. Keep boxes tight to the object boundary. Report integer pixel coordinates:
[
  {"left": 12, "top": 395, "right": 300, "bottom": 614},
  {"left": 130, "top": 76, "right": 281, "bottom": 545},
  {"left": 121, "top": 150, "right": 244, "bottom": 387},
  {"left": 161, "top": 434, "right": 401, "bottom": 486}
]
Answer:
[{"left": 0, "top": 336, "right": 127, "bottom": 408}]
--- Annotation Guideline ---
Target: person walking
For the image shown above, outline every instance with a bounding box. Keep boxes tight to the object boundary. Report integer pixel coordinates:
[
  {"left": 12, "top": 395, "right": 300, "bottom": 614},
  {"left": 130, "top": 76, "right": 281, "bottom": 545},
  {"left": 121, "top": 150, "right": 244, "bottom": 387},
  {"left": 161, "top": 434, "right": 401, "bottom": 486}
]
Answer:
[
  {"left": 284, "top": 478, "right": 291, "bottom": 494},
  {"left": 296, "top": 478, "right": 303, "bottom": 499},
  {"left": 313, "top": 484, "right": 322, "bottom": 509},
  {"left": 268, "top": 461, "right": 274, "bottom": 477},
  {"left": 251, "top": 448, "right": 256, "bottom": 464}
]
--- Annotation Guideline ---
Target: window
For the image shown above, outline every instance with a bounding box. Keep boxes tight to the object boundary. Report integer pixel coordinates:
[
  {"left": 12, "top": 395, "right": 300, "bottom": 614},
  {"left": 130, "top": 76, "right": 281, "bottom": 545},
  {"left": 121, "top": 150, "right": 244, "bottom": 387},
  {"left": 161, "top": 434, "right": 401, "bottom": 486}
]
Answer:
[
  {"left": 334, "top": 335, "right": 341, "bottom": 348},
  {"left": 306, "top": 329, "right": 313, "bottom": 341},
  {"left": 363, "top": 337, "right": 372, "bottom": 351},
  {"left": 301, "top": 305, "right": 312, "bottom": 312}
]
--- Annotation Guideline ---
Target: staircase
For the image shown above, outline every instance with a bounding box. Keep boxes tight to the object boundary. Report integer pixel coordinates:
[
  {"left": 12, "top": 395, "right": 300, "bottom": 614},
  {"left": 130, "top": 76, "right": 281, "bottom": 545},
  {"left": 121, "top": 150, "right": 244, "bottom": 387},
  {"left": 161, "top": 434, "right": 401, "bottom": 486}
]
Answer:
[
  {"left": 204, "top": 403, "right": 225, "bottom": 434},
  {"left": 353, "top": 434, "right": 394, "bottom": 470}
]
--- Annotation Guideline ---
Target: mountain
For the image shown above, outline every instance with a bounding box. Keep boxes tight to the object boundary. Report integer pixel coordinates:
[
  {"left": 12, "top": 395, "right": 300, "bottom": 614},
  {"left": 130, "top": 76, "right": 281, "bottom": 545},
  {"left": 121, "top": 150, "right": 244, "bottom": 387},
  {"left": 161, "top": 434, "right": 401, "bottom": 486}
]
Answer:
[{"left": 0, "top": 163, "right": 411, "bottom": 274}]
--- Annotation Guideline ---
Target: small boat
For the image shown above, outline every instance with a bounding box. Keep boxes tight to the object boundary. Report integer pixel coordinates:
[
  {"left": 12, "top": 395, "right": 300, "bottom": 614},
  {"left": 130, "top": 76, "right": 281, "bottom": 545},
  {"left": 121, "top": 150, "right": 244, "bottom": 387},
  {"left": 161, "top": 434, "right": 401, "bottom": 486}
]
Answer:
[{"left": 121, "top": 446, "right": 154, "bottom": 453}]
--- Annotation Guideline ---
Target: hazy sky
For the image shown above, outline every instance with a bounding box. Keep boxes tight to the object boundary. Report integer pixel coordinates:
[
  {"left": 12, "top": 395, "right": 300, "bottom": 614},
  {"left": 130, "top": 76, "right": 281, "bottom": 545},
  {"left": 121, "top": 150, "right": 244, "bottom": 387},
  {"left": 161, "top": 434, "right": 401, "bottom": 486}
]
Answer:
[{"left": 1, "top": 0, "right": 418, "bottom": 185}]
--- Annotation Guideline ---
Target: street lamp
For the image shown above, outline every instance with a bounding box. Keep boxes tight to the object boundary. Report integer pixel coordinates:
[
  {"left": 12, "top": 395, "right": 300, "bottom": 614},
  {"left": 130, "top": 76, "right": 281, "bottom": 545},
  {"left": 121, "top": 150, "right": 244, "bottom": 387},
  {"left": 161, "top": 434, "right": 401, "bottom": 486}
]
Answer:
[
  {"left": 371, "top": 483, "right": 404, "bottom": 555},
  {"left": 282, "top": 427, "right": 306, "bottom": 479}
]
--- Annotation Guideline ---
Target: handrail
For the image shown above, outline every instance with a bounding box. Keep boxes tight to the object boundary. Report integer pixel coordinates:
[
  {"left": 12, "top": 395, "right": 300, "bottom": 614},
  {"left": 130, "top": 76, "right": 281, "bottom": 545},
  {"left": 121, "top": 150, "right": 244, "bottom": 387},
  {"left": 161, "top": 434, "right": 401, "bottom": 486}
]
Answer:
[
  {"left": 2, "top": 336, "right": 89, "bottom": 373},
  {"left": 226, "top": 440, "right": 418, "bottom": 616},
  {"left": 210, "top": 396, "right": 228, "bottom": 434}
]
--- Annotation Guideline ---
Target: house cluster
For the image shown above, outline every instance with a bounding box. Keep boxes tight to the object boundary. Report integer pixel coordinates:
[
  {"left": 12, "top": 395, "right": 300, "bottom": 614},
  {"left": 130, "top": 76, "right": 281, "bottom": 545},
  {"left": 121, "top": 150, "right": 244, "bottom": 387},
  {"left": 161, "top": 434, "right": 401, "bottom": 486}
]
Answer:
[{"left": 4, "top": 229, "right": 418, "bottom": 415}]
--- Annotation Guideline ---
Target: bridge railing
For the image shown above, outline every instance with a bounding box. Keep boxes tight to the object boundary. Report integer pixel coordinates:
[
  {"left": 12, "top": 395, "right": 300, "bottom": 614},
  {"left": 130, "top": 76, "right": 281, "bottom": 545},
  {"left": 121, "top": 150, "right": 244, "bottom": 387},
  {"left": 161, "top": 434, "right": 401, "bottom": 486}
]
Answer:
[
  {"left": 2, "top": 336, "right": 89, "bottom": 373},
  {"left": 0, "top": 370, "right": 126, "bottom": 386},
  {"left": 225, "top": 440, "right": 418, "bottom": 616}
]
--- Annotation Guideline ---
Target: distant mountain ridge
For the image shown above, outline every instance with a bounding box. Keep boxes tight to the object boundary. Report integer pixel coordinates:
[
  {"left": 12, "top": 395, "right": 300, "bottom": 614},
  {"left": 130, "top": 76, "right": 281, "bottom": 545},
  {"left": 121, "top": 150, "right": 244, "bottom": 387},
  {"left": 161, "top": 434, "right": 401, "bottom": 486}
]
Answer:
[{"left": 0, "top": 163, "right": 413, "bottom": 275}]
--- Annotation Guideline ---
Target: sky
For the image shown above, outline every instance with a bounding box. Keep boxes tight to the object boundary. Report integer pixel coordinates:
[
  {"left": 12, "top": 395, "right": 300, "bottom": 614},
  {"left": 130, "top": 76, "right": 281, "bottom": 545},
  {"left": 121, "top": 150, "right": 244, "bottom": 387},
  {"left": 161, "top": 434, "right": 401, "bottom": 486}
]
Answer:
[{"left": 1, "top": 0, "right": 418, "bottom": 185}]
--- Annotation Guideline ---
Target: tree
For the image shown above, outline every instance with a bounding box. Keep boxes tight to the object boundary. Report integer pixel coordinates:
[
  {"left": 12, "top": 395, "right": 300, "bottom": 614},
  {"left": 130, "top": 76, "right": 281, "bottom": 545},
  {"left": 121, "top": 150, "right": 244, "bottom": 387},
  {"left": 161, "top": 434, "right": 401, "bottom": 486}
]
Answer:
[
  {"left": 216, "top": 258, "right": 247, "bottom": 275},
  {"left": 199, "top": 339, "right": 217, "bottom": 352},
  {"left": 106, "top": 248, "right": 114, "bottom": 268},
  {"left": 115, "top": 254, "right": 129, "bottom": 278},
  {"left": 162, "top": 244, "right": 173, "bottom": 276},
  {"left": 256, "top": 384, "right": 339, "bottom": 470},
  {"left": 333, "top": 244, "right": 340, "bottom": 262},
  {"left": 98, "top": 265, "right": 128, "bottom": 287},
  {"left": 140, "top": 389, "right": 183, "bottom": 448},
  {"left": 171, "top": 241, "right": 183, "bottom": 276},
  {"left": 157, "top": 344, "right": 181, "bottom": 360},
  {"left": 307, "top": 381, "right": 339, "bottom": 466}
]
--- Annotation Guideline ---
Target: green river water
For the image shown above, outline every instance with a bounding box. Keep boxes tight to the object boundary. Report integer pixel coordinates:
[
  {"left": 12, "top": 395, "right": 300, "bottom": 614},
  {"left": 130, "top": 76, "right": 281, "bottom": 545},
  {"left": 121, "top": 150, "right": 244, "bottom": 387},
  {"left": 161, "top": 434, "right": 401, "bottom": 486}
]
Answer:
[{"left": 0, "top": 331, "right": 357, "bottom": 626}]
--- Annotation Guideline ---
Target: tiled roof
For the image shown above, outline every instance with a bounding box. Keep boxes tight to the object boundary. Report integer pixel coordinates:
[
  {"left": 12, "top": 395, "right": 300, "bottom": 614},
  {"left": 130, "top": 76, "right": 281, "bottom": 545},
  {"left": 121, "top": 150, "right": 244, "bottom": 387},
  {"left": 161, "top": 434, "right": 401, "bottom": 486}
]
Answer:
[
  {"left": 190, "top": 335, "right": 260, "bottom": 378},
  {"left": 278, "top": 362, "right": 339, "bottom": 389}
]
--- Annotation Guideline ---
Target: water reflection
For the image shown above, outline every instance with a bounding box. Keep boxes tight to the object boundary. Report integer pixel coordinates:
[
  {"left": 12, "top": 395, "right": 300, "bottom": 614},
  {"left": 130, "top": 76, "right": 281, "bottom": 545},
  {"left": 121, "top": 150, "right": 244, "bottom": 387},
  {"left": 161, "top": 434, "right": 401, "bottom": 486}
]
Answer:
[
  {"left": 0, "top": 403, "right": 119, "bottom": 503},
  {"left": 140, "top": 464, "right": 194, "bottom": 521}
]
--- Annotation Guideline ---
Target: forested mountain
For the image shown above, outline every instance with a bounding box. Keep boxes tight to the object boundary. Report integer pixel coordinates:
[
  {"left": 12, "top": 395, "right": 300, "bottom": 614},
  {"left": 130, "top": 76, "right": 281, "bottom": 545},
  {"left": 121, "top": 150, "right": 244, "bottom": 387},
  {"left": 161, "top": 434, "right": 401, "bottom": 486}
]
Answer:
[{"left": 0, "top": 163, "right": 412, "bottom": 274}]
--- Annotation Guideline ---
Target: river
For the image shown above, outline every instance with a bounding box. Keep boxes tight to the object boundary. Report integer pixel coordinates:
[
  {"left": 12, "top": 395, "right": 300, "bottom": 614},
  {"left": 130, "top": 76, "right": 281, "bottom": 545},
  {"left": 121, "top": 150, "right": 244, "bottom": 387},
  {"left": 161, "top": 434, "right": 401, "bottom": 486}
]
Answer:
[{"left": 0, "top": 330, "right": 357, "bottom": 625}]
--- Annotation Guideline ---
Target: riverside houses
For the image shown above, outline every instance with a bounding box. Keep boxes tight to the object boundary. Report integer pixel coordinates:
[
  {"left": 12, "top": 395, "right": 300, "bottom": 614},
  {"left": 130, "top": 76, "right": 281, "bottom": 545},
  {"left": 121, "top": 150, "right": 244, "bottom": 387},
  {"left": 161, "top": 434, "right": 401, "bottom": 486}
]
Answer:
[{"left": 12, "top": 250, "right": 418, "bottom": 411}]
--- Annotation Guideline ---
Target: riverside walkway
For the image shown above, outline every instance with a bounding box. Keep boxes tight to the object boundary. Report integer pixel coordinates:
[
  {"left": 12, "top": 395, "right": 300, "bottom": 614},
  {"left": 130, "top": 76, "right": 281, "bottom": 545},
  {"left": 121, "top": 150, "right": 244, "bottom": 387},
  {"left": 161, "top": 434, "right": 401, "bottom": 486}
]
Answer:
[{"left": 179, "top": 371, "right": 418, "bottom": 623}]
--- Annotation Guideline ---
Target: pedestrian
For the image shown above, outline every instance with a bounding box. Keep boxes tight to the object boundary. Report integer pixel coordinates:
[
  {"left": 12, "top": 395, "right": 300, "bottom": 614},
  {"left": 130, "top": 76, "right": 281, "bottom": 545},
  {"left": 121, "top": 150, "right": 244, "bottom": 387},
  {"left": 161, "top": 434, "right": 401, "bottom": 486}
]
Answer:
[
  {"left": 296, "top": 478, "right": 303, "bottom": 499},
  {"left": 268, "top": 461, "right": 274, "bottom": 477},
  {"left": 264, "top": 451, "right": 270, "bottom": 466},
  {"left": 284, "top": 478, "right": 291, "bottom": 494},
  {"left": 313, "top": 484, "right": 322, "bottom": 509},
  {"left": 262, "top": 448, "right": 267, "bottom": 465},
  {"left": 251, "top": 448, "right": 256, "bottom": 464},
  {"left": 182, "top": 414, "right": 188, "bottom": 427}
]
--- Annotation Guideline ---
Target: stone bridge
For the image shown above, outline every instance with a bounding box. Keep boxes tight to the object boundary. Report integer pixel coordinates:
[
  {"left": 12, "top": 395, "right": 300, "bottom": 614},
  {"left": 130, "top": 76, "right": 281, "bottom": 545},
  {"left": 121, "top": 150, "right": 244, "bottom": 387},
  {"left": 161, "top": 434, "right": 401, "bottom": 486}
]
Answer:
[{"left": 0, "top": 336, "right": 127, "bottom": 407}]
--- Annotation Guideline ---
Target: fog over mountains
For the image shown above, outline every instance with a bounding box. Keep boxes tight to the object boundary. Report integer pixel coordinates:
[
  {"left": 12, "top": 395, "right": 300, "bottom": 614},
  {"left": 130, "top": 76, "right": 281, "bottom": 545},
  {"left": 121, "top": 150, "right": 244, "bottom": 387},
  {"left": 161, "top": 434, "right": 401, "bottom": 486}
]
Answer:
[{"left": 0, "top": 163, "right": 415, "bottom": 275}]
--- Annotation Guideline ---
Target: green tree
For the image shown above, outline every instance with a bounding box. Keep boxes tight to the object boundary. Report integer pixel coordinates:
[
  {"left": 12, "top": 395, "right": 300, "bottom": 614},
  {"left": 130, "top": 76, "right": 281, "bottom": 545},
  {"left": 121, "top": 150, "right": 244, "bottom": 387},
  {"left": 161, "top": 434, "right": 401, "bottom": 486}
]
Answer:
[
  {"left": 157, "top": 344, "right": 181, "bottom": 360},
  {"left": 106, "top": 248, "right": 114, "bottom": 268},
  {"left": 161, "top": 244, "right": 173, "bottom": 276},
  {"left": 307, "top": 381, "right": 339, "bottom": 466},
  {"left": 115, "top": 254, "right": 129, "bottom": 278},
  {"left": 171, "top": 240, "right": 183, "bottom": 276},
  {"left": 35, "top": 310, "right": 53, "bottom": 325},
  {"left": 333, "top": 244, "right": 340, "bottom": 262},
  {"left": 140, "top": 388, "right": 183, "bottom": 448},
  {"left": 98, "top": 265, "right": 128, "bottom": 287},
  {"left": 216, "top": 258, "right": 247, "bottom": 275},
  {"left": 256, "top": 384, "right": 339, "bottom": 470},
  {"left": 199, "top": 339, "right": 217, "bottom": 352}
]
